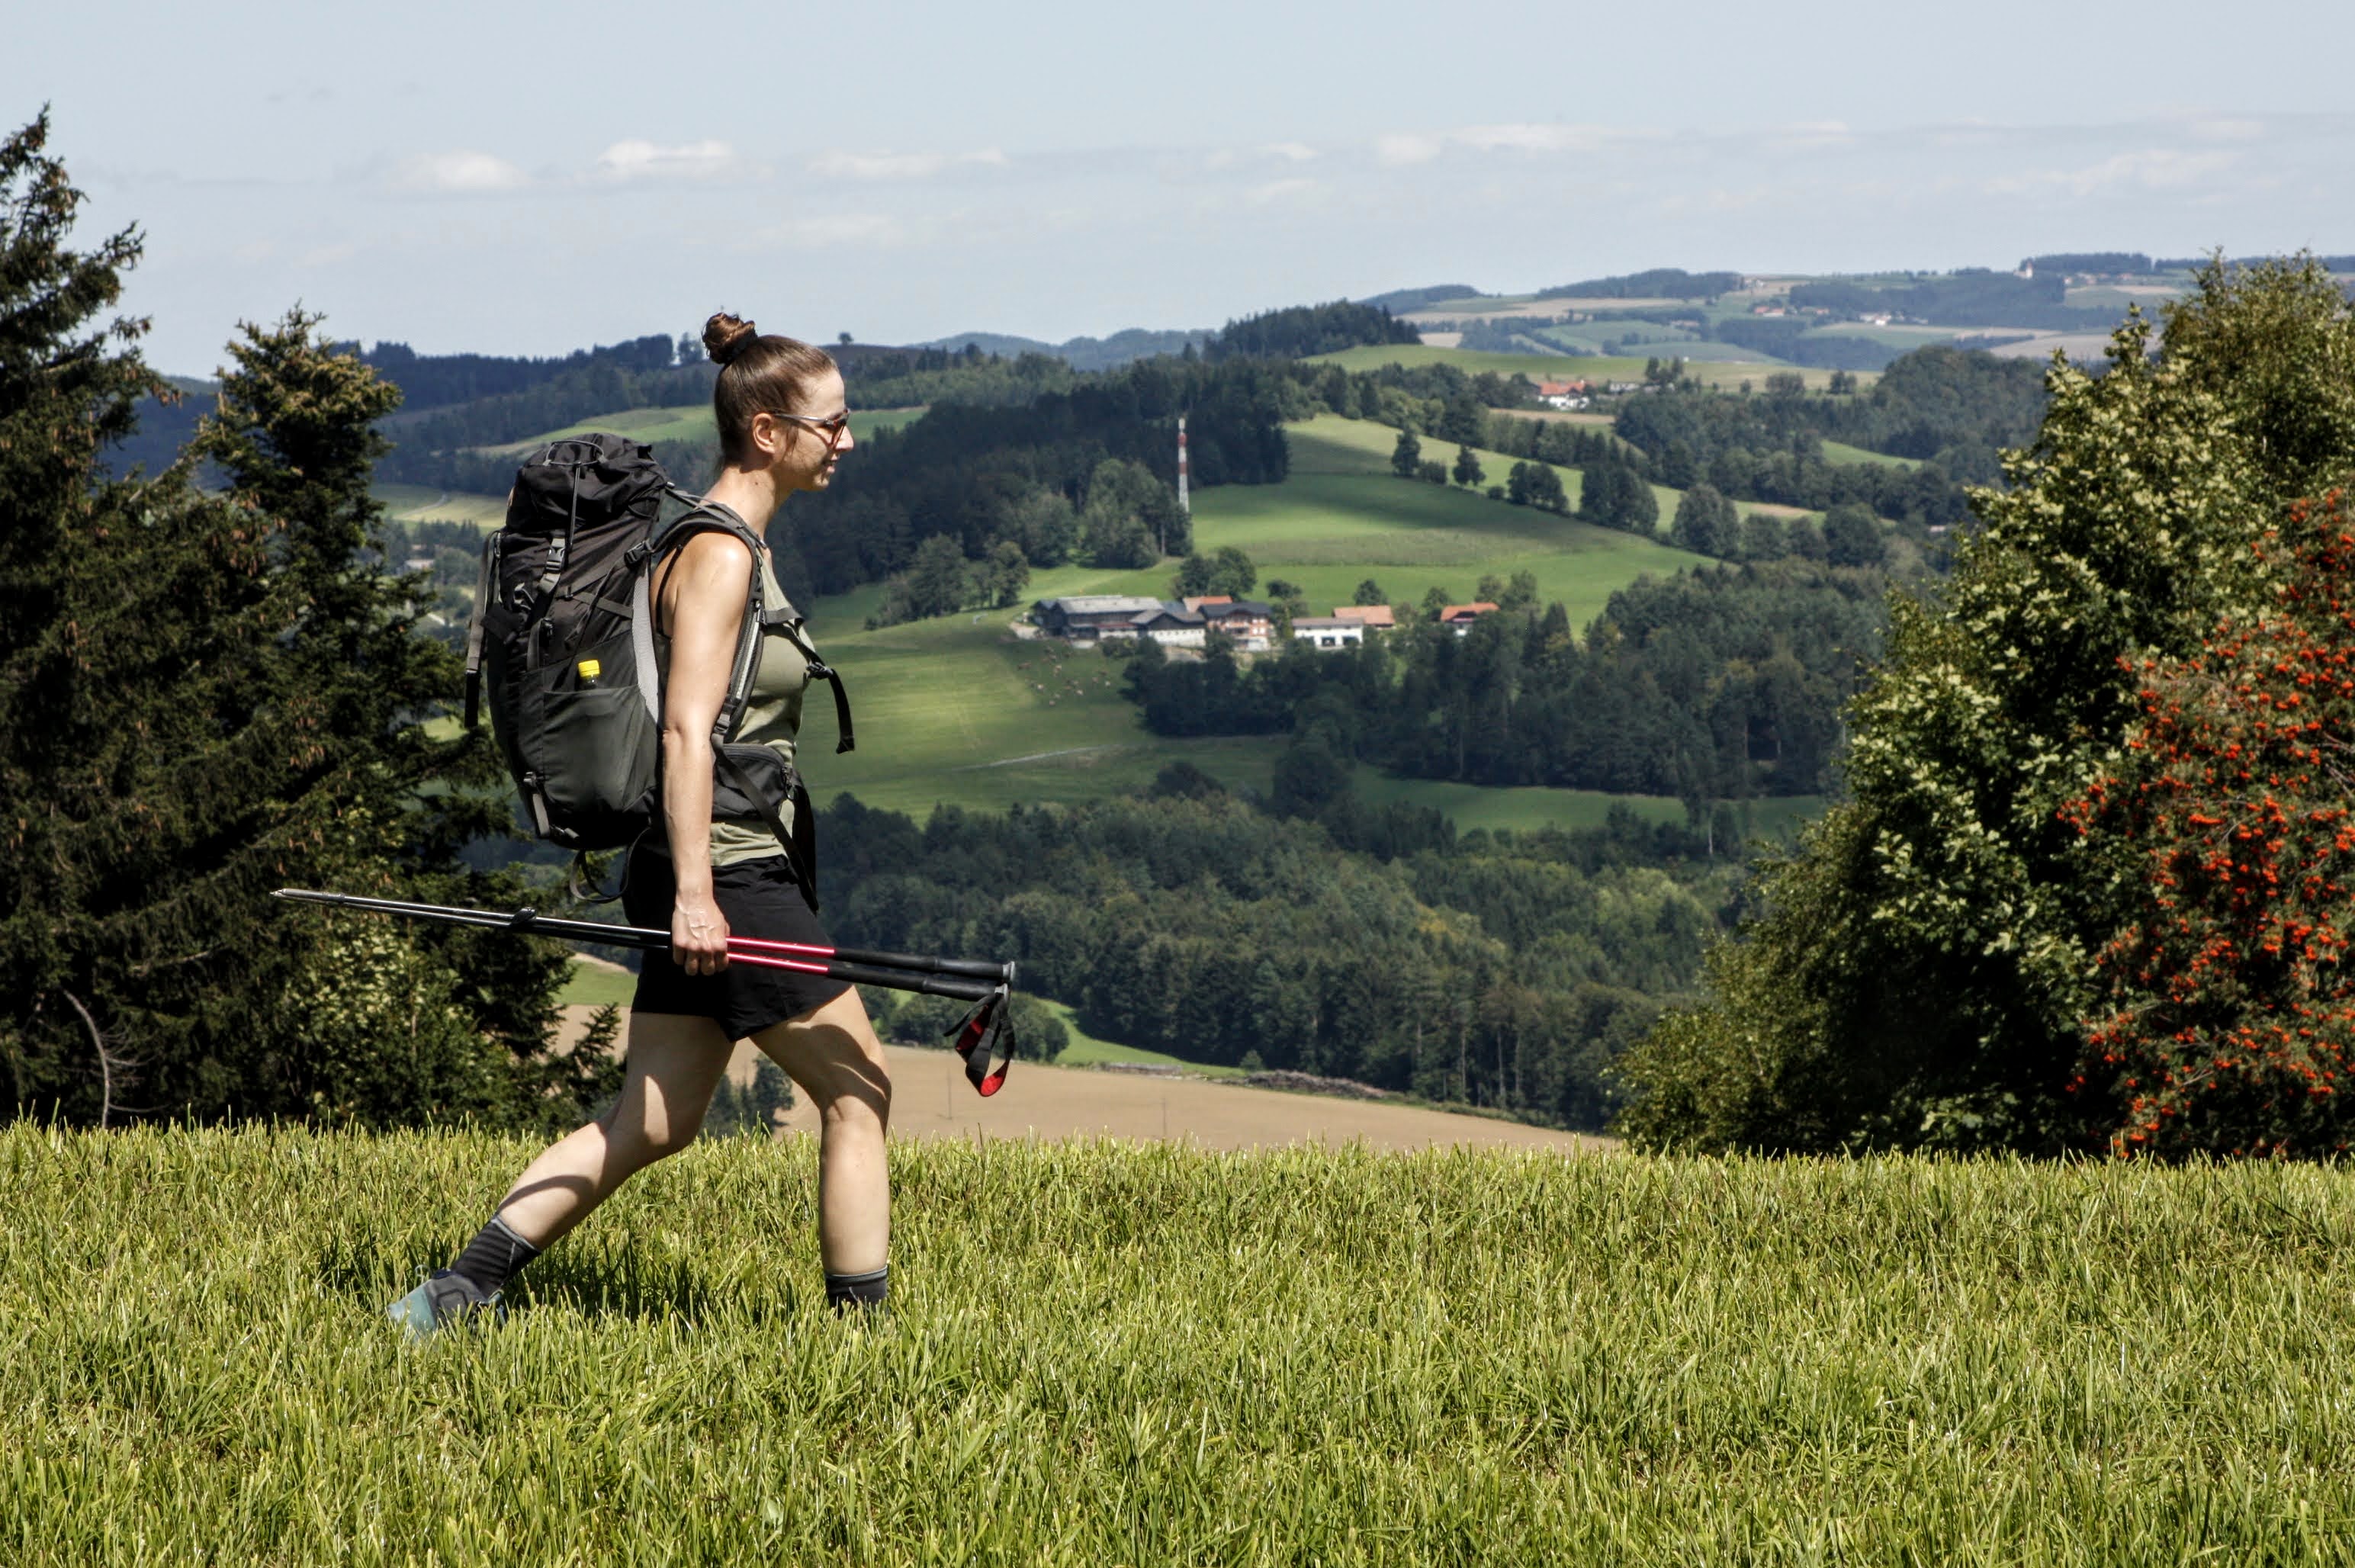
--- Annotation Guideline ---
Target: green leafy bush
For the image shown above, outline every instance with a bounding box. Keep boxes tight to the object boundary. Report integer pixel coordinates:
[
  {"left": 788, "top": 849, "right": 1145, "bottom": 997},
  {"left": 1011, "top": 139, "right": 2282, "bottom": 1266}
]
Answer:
[{"left": 1619, "top": 259, "right": 2355, "bottom": 1155}]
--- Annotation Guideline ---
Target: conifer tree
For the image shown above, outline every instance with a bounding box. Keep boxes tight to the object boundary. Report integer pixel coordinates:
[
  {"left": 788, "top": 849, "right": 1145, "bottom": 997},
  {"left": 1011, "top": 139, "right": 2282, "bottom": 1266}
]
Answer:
[{"left": 0, "top": 114, "right": 611, "bottom": 1128}]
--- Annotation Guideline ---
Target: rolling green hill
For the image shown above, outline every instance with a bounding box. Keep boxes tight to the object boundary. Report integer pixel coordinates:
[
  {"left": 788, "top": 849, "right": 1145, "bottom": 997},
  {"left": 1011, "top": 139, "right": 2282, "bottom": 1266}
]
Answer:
[
  {"left": 392, "top": 410, "right": 1822, "bottom": 837},
  {"left": 788, "top": 414, "right": 1737, "bottom": 824}
]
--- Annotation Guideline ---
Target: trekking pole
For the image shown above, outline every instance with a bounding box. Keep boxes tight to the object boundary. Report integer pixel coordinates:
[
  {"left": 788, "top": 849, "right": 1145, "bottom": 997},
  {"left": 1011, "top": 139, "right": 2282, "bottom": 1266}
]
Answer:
[
  {"left": 275, "top": 888, "right": 1020, "bottom": 1096},
  {"left": 274, "top": 888, "right": 1010, "bottom": 994}
]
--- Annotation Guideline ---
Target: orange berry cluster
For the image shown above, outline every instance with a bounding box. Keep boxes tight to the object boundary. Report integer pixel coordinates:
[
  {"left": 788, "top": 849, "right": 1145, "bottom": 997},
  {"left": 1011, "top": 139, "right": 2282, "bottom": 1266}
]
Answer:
[{"left": 2063, "top": 489, "right": 2355, "bottom": 1157}]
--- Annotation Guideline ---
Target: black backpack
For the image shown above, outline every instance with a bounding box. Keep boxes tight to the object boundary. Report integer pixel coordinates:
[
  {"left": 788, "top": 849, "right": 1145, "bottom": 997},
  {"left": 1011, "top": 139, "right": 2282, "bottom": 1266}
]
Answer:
[{"left": 461, "top": 433, "right": 853, "bottom": 900}]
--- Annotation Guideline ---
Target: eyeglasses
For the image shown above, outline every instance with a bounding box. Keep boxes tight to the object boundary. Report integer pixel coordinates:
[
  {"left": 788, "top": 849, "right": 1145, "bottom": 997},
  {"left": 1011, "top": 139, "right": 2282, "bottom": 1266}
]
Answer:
[{"left": 769, "top": 410, "right": 852, "bottom": 454}]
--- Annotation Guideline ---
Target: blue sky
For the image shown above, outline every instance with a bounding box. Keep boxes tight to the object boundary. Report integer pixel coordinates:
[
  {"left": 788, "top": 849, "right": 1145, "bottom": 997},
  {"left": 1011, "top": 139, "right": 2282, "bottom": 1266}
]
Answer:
[{"left": 14, "top": 0, "right": 2354, "bottom": 374}]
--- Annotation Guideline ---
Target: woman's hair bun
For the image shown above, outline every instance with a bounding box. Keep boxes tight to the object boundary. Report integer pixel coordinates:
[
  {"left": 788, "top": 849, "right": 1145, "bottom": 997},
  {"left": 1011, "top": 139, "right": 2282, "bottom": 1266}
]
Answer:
[{"left": 703, "top": 312, "right": 760, "bottom": 367}]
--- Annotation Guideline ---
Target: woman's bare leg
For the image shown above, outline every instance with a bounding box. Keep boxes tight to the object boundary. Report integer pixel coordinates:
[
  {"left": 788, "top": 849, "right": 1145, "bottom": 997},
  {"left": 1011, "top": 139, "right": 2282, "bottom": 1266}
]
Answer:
[
  {"left": 490, "top": 1010, "right": 733, "bottom": 1250},
  {"left": 751, "top": 986, "right": 892, "bottom": 1276}
]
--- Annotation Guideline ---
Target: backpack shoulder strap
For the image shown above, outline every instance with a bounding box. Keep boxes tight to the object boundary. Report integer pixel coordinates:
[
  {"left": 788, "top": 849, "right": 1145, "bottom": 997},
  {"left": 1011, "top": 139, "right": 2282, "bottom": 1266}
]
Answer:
[
  {"left": 627, "top": 501, "right": 768, "bottom": 747},
  {"left": 760, "top": 602, "right": 856, "bottom": 754}
]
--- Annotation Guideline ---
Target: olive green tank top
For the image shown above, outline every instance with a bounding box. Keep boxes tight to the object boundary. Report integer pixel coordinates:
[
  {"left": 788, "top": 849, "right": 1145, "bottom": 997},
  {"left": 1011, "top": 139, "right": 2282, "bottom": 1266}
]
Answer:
[{"left": 656, "top": 539, "right": 815, "bottom": 869}]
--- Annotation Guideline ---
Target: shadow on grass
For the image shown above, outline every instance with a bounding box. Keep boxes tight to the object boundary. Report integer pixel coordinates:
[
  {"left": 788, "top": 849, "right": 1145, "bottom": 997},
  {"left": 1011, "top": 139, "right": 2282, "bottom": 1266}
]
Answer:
[{"left": 320, "top": 1230, "right": 802, "bottom": 1325}]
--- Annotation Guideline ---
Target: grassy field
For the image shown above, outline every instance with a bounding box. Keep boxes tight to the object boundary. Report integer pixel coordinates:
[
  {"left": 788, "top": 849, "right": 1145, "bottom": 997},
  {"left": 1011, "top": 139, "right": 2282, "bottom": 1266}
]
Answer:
[
  {"left": 1034, "top": 999, "right": 1240, "bottom": 1075},
  {"left": 1307, "top": 342, "right": 1868, "bottom": 393},
  {"left": 557, "top": 958, "right": 638, "bottom": 1010},
  {"left": 1351, "top": 776, "right": 1826, "bottom": 840},
  {"left": 12, "top": 1125, "right": 2355, "bottom": 1563},
  {"left": 1817, "top": 439, "right": 1920, "bottom": 470},
  {"left": 785, "top": 607, "right": 1267, "bottom": 815},
  {"left": 373, "top": 483, "right": 507, "bottom": 528}
]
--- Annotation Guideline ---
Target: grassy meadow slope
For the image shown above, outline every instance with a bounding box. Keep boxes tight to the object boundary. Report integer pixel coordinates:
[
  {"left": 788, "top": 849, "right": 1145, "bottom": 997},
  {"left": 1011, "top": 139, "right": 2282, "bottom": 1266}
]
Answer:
[
  {"left": 792, "top": 414, "right": 1723, "bottom": 821},
  {"left": 373, "top": 483, "right": 508, "bottom": 527},
  {"left": 10, "top": 1126, "right": 2350, "bottom": 1563}
]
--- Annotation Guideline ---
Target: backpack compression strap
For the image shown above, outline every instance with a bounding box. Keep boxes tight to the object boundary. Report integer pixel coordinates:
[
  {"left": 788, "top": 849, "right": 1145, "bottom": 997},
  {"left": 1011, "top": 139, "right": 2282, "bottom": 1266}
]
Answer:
[{"left": 461, "top": 532, "right": 503, "bottom": 731}]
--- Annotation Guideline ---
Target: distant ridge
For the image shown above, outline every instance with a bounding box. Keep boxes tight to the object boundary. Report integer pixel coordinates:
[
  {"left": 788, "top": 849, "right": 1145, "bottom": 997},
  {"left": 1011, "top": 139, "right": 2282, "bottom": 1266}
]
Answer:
[
  {"left": 1356, "top": 284, "right": 1486, "bottom": 313},
  {"left": 912, "top": 326, "right": 1212, "bottom": 372}
]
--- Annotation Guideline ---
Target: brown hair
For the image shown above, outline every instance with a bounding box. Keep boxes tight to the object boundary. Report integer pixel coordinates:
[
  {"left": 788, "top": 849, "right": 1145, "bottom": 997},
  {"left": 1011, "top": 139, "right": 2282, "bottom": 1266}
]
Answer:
[{"left": 702, "top": 312, "right": 838, "bottom": 466}]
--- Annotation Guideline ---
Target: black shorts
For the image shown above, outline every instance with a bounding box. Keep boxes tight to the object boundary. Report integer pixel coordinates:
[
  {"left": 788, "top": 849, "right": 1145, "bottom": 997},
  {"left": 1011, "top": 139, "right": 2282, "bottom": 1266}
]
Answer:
[{"left": 622, "top": 846, "right": 850, "bottom": 1039}]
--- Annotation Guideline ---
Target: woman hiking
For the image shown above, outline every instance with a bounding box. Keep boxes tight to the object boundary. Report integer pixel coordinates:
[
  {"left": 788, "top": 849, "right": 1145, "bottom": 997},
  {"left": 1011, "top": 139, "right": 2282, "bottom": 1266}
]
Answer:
[{"left": 390, "top": 314, "right": 892, "bottom": 1336}]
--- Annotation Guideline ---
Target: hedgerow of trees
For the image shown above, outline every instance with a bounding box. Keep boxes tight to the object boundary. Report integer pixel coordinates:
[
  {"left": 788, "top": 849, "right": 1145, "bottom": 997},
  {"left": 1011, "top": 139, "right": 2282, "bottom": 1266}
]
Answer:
[{"left": 1537, "top": 270, "right": 1742, "bottom": 300}]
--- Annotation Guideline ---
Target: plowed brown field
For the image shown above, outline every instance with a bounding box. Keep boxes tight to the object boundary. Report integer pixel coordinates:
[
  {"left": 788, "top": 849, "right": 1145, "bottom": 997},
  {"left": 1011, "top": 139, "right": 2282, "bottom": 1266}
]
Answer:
[{"left": 561, "top": 1006, "right": 1610, "bottom": 1153}]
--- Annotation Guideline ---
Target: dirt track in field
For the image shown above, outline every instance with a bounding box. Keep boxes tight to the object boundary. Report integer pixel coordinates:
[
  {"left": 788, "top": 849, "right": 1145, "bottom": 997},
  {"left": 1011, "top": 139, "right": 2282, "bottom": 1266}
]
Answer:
[{"left": 560, "top": 1006, "right": 1611, "bottom": 1155}]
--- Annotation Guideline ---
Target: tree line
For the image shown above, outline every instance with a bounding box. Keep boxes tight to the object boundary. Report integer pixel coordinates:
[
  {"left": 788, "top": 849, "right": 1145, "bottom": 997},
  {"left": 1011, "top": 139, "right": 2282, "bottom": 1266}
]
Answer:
[
  {"left": 1785, "top": 271, "right": 2117, "bottom": 331},
  {"left": 1537, "top": 269, "right": 1742, "bottom": 300},
  {"left": 1118, "top": 559, "right": 1888, "bottom": 802},
  {"left": 812, "top": 784, "right": 1746, "bottom": 1129},
  {"left": 1605, "top": 345, "right": 2049, "bottom": 519},
  {"left": 1203, "top": 299, "right": 1422, "bottom": 360}
]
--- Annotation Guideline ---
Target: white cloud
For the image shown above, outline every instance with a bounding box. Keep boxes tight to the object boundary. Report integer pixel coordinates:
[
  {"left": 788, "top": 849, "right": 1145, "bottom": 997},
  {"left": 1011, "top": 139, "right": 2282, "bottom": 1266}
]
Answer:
[
  {"left": 1375, "top": 123, "right": 1633, "bottom": 164},
  {"left": 1986, "top": 148, "right": 2238, "bottom": 199},
  {"left": 1766, "top": 120, "right": 1854, "bottom": 152},
  {"left": 763, "top": 212, "right": 907, "bottom": 248},
  {"left": 1265, "top": 141, "right": 1319, "bottom": 162},
  {"left": 298, "top": 240, "right": 359, "bottom": 267},
  {"left": 1453, "top": 123, "right": 1617, "bottom": 155},
  {"left": 808, "top": 148, "right": 1008, "bottom": 180},
  {"left": 1375, "top": 133, "right": 1443, "bottom": 166},
  {"left": 2187, "top": 117, "right": 2266, "bottom": 142},
  {"left": 393, "top": 150, "right": 529, "bottom": 194},
  {"left": 596, "top": 139, "right": 739, "bottom": 182},
  {"left": 1247, "top": 177, "right": 1316, "bottom": 206}
]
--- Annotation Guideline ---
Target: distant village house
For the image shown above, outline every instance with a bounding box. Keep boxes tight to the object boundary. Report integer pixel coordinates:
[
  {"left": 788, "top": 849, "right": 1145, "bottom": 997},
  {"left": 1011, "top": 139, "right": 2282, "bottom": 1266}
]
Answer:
[
  {"left": 1033, "top": 594, "right": 1274, "bottom": 652},
  {"left": 1441, "top": 602, "right": 1499, "bottom": 636},
  {"left": 1291, "top": 615, "right": 1364, "bottom": 650},
  {"left": 1031, "top": 595, "right": 1168, "bottom": 641},
  {"left": 1534, "top": 378, "right": 1592, "bottom": 411}
]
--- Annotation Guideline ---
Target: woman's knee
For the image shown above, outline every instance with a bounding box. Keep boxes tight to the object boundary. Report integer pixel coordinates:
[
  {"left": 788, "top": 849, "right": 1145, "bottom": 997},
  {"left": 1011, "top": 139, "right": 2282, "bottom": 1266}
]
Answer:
[
  {"left": 810, "top": 1044, "right": 890, "bottom": 1126},
  {"left": 601, "top": 1100, "right": 702, "bottom": 1169}
]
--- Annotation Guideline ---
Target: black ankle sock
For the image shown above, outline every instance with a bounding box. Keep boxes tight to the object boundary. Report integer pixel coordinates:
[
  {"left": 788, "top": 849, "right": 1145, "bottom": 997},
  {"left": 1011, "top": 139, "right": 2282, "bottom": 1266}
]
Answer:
[
  {"left": 449, "top": 1215, "right": 540, "bottom": 1297},
  {"left": 825, "top": 1265, "right": 888, "bottom": 1313}
]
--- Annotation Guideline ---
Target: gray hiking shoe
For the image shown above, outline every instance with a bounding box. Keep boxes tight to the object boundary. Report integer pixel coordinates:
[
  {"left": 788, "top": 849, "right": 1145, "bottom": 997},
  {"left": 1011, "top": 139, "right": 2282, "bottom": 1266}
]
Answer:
[{"left": 387, "top": 1269, "right": 497, "bottom": 1342}]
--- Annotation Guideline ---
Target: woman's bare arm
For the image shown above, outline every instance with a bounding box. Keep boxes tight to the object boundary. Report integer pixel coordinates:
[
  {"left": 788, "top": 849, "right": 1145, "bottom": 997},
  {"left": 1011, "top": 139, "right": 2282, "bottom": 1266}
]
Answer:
[{"left": 656, "top": 529, "right": 757, "bottom": 975}]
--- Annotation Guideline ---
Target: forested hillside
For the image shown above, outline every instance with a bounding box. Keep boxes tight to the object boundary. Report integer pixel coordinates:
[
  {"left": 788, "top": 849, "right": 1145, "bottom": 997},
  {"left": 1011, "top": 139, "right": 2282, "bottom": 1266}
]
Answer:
[{"left": 815, "top": 786, "right": 1743, "bottom": 1128}]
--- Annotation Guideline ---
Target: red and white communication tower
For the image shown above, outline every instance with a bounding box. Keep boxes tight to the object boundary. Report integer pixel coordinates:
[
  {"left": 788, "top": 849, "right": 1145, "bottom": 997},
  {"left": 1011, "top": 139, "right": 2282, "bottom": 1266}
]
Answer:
[{"left": 1176, "top": 416, "right": 1191, "bottom": 516}]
